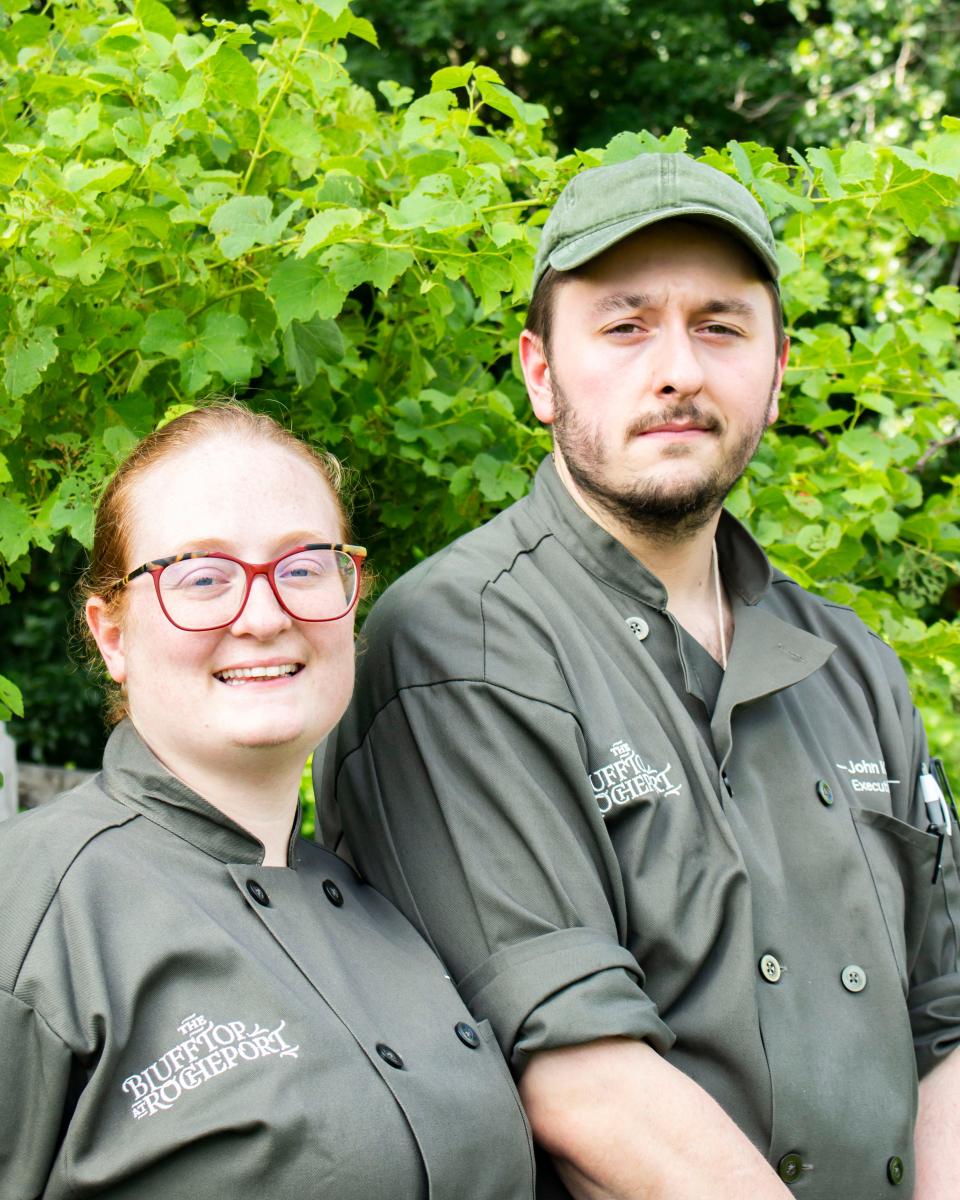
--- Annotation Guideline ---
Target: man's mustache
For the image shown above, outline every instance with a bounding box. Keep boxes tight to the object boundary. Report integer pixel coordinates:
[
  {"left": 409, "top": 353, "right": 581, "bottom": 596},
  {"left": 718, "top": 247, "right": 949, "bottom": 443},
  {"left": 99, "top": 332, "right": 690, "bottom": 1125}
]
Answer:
[{"left": 626, "top": 405, "right": 723, "bottom": 438}]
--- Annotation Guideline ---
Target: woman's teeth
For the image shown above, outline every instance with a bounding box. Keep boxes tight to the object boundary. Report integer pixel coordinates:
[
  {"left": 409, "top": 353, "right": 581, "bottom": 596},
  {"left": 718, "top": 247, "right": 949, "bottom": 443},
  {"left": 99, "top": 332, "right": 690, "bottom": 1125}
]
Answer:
[{"left": 216, "top": 664, "right": 301, "bottom": 683}]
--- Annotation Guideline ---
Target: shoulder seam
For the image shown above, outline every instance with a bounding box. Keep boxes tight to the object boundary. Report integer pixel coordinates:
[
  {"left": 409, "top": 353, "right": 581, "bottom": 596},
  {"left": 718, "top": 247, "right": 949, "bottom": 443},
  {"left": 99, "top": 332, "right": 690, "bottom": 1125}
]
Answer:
[
  {"left": 7, "top": 810, "right": 140, "bottom": 992},
  {"left": 476, "top": 530, "right": 554, "bottom": 681},
  {"left": 335, "top": 677, "right": 579, "bottom": 779}
]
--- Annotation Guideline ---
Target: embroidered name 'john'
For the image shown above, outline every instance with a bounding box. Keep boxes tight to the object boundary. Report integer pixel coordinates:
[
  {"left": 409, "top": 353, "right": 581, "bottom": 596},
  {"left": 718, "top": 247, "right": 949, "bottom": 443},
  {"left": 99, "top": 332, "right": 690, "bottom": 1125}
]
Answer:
[
  {"left": 122, "top": 1012, "right": 299, "bottom": 1120},
  {"left": 590, "top": 740, "right": 682, "bottom": 816}
]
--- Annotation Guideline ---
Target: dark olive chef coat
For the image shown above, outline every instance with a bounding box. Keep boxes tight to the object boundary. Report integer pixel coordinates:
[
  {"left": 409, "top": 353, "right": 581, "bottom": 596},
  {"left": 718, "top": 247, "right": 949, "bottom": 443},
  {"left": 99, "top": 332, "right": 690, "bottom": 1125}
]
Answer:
[
  {"left": 0, "top": 720, "right": 535, "bottom": 1199},
  {"left": 325, "top": 456, "right": 960, "bottom": 1200}
]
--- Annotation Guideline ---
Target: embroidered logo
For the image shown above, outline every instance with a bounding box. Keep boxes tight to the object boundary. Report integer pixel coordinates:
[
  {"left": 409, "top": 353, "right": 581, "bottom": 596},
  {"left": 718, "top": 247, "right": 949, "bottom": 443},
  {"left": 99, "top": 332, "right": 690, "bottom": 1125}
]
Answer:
[
  {"left": 589, "top": 740, "right": 682, "bottom": 816},
  {"left": 122, "top": 1013, "right": 299, "bottom": 1120},
  {"left": 835, "top": 757, "right": 898, "bottom": 795}
]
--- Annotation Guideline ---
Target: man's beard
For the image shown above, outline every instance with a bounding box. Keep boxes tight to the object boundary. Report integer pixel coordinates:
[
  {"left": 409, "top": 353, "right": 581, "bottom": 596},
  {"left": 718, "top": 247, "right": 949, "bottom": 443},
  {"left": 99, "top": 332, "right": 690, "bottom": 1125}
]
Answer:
[{"left": 552, "top": 380, "right": 777, "bottom": 545}]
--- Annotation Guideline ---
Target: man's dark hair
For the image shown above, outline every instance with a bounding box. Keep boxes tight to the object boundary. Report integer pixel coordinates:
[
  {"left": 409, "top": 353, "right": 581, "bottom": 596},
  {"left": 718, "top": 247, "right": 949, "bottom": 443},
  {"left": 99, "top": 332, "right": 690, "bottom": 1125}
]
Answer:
[{"left": 525, "top": 256, "right": 785, "bottom": 359}]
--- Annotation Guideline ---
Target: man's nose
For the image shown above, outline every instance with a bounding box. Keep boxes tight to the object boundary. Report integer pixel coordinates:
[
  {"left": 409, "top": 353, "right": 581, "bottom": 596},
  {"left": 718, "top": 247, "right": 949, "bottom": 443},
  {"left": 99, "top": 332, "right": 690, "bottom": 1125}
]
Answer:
[
  {"left": 647, "top": 324, "right": 705, "bottom": 398},
  {"left": 230, "top": 573, "right": 292, "bottom": 638}
]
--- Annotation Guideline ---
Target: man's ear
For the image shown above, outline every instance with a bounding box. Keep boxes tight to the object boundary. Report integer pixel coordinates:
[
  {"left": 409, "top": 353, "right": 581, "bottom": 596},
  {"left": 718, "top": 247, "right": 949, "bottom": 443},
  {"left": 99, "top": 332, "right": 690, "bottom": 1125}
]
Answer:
[
  {"left": 85, "top": 596, "right": 127, "bottom": 683},
  {"left": 767, "top": 335, "right": 790, "bottom": 427},
  {"left": 519, "top": 330, "right": 556, "bottom": 425}
]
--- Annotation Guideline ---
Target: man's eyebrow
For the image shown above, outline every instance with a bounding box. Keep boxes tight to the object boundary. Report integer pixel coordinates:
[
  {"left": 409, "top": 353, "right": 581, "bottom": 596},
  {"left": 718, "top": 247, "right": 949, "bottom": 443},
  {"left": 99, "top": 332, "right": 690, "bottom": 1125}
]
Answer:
[
  {"left": 590, "top": 293, "right": 652, "bottom": 316},
  {"left": 589, "top": 294, "right": 759, "bottom": 319},
  {"left": 698, "top": 298, "right": 758, "bottom": 319}
]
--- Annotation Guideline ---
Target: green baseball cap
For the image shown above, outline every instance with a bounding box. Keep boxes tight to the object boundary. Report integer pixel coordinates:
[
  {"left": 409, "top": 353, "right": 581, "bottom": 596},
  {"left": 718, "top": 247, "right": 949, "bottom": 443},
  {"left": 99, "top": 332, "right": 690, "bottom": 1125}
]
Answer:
[{"left": 532, "top": 152, "right": 779, "bottom": 294}]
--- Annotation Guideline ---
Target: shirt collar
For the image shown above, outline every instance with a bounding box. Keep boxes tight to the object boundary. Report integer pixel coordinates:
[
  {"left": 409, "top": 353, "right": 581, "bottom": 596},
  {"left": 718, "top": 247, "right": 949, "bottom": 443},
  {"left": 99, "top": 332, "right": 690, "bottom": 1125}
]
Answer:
[
  {"left": 529, "top": 455, "right": 772, "bottom": 607},
  {"left": 101, "top": 719, "right": 300, "bottom": 866}
]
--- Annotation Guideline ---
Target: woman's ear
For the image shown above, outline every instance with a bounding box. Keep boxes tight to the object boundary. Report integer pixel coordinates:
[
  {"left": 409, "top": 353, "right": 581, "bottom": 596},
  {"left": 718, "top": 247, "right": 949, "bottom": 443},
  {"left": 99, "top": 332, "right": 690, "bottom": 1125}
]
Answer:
[{"left": 85, "top": 597, "right": 127, "bottom": 683}]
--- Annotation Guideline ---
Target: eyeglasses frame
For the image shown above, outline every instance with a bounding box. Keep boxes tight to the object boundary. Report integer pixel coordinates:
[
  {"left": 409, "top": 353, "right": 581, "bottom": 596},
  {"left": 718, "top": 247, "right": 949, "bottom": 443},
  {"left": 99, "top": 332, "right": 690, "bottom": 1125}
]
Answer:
[{"left": 120, "top": 544, "right": 368, "bottom": 632}]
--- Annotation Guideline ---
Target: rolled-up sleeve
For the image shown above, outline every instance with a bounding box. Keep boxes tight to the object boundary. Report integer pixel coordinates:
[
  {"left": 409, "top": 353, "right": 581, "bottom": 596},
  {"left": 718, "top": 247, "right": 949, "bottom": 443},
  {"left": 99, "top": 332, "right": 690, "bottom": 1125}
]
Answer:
[
  {"left": 0, "top": 988, "right": 72, "bottom": 1198},
  {"left": 331, "top": 679, "right": 674, "bottom": 1070}
]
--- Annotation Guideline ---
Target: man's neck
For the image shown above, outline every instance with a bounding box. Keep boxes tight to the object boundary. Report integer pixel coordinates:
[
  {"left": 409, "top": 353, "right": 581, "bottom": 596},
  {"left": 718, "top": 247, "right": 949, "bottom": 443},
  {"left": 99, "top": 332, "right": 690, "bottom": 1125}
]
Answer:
[{"left": 553, "top": 455, "right": 732, "bottom": 663}]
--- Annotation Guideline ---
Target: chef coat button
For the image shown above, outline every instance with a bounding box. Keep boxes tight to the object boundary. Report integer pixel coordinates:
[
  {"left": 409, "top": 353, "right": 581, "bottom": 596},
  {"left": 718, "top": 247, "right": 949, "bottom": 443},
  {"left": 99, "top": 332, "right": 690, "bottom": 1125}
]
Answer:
[
  {"left": 759, "top": 953, "right": 782, "bottom": 983},
  {"left": 841, "top": 964, "right": 867, "bottom": 993},
  {"left": 887, "top": 1155, "right": 904, "bottom": 1185},
  {"left": 455, "top": 1021, "right": 480, "bottom": 1049},
  {"left": 777, "top": 1153, "right": 804, "bottom": 1184},
  {"left": 625, "top": 615, "right": 649, "bottom": 641},
  {"left": 322, "top": 879, "right": 343, "bottom": 907},
  {"left": 721, "top": 770, "right": 733, "bottom": 797},
  {"left": 376, "top": 1043, "right": 404, "bottom": 1069},
  {"left": 816, "top": 779, "right": 834, "bottom": 806},
  {"left": 246, "top": 880, "right": 269, "bottom": 906}
]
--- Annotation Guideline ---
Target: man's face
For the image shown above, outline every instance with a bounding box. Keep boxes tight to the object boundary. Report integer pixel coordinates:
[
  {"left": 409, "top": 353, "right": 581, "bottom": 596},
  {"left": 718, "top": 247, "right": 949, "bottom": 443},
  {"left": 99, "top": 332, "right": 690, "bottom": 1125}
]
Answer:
[{"left": 521, "top": 220, "right": 788, "bottom": 540}]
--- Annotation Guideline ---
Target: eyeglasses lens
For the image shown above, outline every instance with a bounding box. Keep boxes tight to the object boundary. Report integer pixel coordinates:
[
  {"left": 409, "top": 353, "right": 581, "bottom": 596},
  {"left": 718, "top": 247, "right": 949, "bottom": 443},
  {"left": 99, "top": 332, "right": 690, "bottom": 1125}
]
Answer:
[{"left": 159, "top": 550, "right": 358, "bottom": 630}]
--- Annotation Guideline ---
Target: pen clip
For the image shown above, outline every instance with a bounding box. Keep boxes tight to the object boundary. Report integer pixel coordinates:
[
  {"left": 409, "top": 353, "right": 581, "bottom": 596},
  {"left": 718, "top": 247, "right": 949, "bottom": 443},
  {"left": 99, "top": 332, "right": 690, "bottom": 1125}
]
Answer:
[
  {"left": 920, "top": 763, "right": 950, "bottom": 883},
  {"left": 932, "top": 757, "right": 957, "bottom": 830}
]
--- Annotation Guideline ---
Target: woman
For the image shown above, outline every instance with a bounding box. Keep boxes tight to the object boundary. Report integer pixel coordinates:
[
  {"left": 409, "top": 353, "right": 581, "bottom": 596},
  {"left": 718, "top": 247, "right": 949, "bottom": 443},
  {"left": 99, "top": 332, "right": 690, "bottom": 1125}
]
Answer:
[{"left": 0, "top": 405, "right": 535, "bottom": 1199}]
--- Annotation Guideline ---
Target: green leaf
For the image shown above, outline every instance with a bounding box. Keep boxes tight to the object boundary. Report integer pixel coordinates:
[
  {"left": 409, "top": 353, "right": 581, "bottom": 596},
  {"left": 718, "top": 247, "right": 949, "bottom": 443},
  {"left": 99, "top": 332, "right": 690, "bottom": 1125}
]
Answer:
[
  {"left": 871, "top": 510, "right": 902, "bottom": 543},
  {"left": 135, "top": 0, "right": 178, "bottom": 39},
  {"left": 858, "top": 392, "right": 895, "bottom": 417},
  {"left": 837, "top": 428, "right": 892, "bottom": 470},
  {"left": 49, "top": 476, "right": 95, "bottom": 547},
  {"left": 0, "top": 674, "right": 24, "bottom": 721},
  {"left": 0, "top": 151, "right": 26, "bottom": 187},
  {"left": 46, "top": 100, "right": 102, "bottom": 147},
  {"left": 3, "top": 326, "right": 59, "bottom": 399},
  {"left": 209, "top": 197, "right": 301, "bottom": 259},
  {"left": 266, "top": 115, "right": 324, "bottom": 159},
  {"left": 400, "top": 91, "right": 454, "bottom": 146},
  {"left": 378, "top": 79, "right": 414, "bottom": 108},
  {"left": 182, "top": 311, "right": 253, "bottom": 392},
  {"left": 267, "top": 256, "right": 348, "bottom": 327},
  {"left": 113, "top": 115, "right": 176, "bottom": 166},
  {"left": 207, "top": 44, "right": 258, "bottom": 109},
  {"left": 326, "top": 243, "right": 415, "bottom": 292},
  {"left": 0, "top": 497, "right": 31, "bottom": 561},
  {"left": 62, "top": 158, "right": 135, "bottom": 195},
  {"left": 103, "top": 425, "right": 139, "bottom": 460},
  {"left": 430, "top": 63, "right": 475, "bottom": 92},
  {"left": 297, "top": 207, "right": 364, "bottom": 256},
  {"left": 391, "top": 174, "right": 473, "bottom": 231},
  {"left": 310, "top": 0, "right": 350, "bottom": 17},
  {"left": 140, "top": 309, "right": 191, "bottom": 359},
  {"left": 603, "top": 129, "right": 689, "bottom": 163},
  {"left": 838, "top": 142, "right": 874, "bottom": 184},
  {"left": 282, "top": 317, "right": 344, "bottom": 388}
]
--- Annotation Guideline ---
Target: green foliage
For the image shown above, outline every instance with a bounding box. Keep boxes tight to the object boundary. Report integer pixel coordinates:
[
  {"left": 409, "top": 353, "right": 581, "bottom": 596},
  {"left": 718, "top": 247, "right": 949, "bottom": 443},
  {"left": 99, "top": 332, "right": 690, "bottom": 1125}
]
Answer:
[
  {"left": 343, "top": 0, "right": 960, "bottom": 154},
  {"left": 0, "top": 0, "right": 958, "bottom": 774}
]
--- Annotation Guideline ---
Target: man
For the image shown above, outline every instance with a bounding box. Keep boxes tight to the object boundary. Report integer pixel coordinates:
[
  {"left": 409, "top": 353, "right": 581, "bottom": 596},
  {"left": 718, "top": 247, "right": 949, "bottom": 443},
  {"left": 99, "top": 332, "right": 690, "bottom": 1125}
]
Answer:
[{"left": 323, "top": 154, "right": 960, "bottom": 1199}]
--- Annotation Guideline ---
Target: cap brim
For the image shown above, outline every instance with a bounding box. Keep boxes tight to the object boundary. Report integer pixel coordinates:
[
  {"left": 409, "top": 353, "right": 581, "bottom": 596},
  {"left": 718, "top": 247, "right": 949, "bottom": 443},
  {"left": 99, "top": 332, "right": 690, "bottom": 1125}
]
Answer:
[{"left": 547, "top": 205, "right": 780, "bottom": 284}]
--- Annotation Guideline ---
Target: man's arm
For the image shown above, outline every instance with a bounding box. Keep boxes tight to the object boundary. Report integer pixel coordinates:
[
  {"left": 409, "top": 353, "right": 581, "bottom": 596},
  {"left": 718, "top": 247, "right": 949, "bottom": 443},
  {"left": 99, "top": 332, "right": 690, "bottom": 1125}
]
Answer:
[
  {"left": 915, "top": 1048, "right": 960, "bottom": 1200},
  {"left": 519, "top": 1038, "right": 792, "bottom": 1200}
]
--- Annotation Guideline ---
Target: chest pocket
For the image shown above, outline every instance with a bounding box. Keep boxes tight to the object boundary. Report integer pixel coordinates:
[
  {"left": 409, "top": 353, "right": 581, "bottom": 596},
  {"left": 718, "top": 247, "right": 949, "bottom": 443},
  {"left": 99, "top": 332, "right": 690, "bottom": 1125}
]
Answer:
[{"left": 852, "top": 807, "right": 937, "bottom": 989}]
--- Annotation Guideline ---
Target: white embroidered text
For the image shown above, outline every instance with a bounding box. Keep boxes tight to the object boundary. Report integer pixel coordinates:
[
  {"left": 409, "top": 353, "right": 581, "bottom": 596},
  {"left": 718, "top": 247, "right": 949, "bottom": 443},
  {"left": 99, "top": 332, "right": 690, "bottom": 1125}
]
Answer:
[
  {"left": 590, "top": 741, "right": 681, "bottom": 815},
  {"left": 122, "top": 1013, "right": 299, "bottom": 1119}
]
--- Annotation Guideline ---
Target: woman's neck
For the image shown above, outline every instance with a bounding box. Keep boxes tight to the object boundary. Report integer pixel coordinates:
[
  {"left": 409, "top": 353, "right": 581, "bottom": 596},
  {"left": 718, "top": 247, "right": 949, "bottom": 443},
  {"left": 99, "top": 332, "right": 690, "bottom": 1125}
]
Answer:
[{"left": 136, "top": 728, "right": 305, "bottom": 866}]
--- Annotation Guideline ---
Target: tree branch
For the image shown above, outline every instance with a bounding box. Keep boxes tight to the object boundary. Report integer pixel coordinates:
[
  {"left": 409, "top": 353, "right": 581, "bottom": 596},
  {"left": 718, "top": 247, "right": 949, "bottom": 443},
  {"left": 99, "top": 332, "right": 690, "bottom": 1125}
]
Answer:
[{"left": 913, "top": 432, "right": 960, "bottom": 473}]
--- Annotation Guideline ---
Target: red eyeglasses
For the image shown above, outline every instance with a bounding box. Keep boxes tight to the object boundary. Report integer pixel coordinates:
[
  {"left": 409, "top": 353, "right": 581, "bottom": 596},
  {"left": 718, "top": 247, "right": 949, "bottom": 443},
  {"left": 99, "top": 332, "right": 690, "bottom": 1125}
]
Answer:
[{"left": 120, "top": 544, "right": 367, "bottom": 631}]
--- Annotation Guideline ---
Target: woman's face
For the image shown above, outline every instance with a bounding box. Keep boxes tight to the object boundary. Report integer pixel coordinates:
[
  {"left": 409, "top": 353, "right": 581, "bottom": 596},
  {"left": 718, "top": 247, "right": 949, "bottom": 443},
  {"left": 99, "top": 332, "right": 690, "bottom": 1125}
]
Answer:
[{"left": 89, "top": 434, "right": 357, "bottom": 775}]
